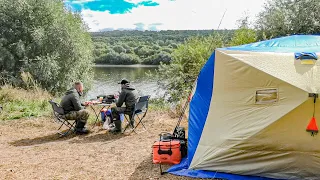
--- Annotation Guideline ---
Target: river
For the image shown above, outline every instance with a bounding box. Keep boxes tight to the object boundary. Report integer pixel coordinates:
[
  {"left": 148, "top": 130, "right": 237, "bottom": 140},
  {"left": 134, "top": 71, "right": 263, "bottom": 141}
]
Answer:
[{"left": 85, "top": 65, "right": 164, "bottom": 100}]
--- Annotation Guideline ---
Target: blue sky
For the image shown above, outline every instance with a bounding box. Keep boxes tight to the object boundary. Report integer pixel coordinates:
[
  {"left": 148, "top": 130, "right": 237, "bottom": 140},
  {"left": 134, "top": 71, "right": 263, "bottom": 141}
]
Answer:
[{"left": 64, "top": 0, "right": 267, "bottom": 32}]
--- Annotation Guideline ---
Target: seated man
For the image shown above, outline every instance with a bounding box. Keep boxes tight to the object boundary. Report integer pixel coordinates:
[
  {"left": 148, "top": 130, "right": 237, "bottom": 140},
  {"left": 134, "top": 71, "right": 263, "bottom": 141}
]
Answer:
[
  {"left": 110, "top": 78, "right": 138, "bottom": 133},
  {"left": 60, "top": 81, "right": 90, "bottom": 134}
]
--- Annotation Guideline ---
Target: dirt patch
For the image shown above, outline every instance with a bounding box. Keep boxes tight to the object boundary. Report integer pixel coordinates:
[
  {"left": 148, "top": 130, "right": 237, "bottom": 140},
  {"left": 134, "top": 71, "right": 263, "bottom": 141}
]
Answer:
[{"left": 0, "top": 111, "right": 198, "bottom": 180}]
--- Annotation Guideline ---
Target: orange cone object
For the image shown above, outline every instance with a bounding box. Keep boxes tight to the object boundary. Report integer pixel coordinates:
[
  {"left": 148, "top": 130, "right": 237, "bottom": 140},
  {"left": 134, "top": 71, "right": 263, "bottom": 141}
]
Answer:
[{"left": 306, "top": 117, "right": 318, "bottom": 136}]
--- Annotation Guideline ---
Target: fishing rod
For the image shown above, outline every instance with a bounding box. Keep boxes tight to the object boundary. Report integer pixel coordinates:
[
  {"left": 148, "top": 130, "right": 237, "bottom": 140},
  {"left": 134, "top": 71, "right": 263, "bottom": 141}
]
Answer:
[
  {"left": 172, "top": 9, "right": 227, "bottom": 136},
  {"left": 218, "top": 9, "right": 227, "bottom": 30},
  {"left": 172, "top": 77, "right": 198, "bottom": 137}
]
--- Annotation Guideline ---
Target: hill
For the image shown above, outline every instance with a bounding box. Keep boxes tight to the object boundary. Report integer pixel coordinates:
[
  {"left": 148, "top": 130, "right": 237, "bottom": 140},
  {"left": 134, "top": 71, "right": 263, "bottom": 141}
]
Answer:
[{"left": 91, "top": 30, "right": 234, "bottom": 65}]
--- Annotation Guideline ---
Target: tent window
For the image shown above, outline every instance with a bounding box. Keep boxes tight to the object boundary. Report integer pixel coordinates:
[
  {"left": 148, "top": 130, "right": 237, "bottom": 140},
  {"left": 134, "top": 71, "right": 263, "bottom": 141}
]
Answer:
[{"left": 255, "top": 89, "right": 278, "bottom": 104}]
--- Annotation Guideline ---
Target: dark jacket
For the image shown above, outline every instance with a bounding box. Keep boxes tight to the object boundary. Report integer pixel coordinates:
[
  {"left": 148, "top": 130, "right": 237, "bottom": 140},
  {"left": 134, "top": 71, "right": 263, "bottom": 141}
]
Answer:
[
  {"left": 60, "top": 88, "right": 83, "bottom": 113},
  {"left": 116, "top": 84, "right": 139, "bottom": 110}
]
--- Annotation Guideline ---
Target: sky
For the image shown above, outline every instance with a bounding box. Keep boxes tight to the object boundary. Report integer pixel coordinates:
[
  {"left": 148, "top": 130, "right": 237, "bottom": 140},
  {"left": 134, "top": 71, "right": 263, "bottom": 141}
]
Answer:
[{"left": 64, "top": 0, "right": 267, "bottom": 32}]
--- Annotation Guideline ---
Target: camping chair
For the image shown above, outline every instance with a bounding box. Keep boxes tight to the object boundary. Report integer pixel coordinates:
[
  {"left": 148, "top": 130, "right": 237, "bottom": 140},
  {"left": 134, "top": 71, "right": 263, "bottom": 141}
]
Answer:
[
  {"left": 48, "top": 100, "right": 76, "bottom": 137},
  {"left": 122, "top": 95, "right": 150, "bottom": 134}
]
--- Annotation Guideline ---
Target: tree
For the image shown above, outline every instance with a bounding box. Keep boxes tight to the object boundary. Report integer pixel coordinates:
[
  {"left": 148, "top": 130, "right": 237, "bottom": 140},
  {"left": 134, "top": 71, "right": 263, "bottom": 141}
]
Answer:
[
  {"left": 229, "top": 15, "right": 257, "bottom": 46},
  {"left": 255, "top": 0, "right": 320, "bottom": 39},
  {"left": 143, "top": 52, "right": 172, "bottom": 65},
  {"left": 0, "top": 0, "right": 94, "bottom": 95},
  {"left": 229, "top": 28, "right": 257, "bottom": 46},
  {"left": 113, "top": 45, "right": 126, "bottom": 53},
  {"left": 154, "top": 34, "right": 224, "bottom": 102}
]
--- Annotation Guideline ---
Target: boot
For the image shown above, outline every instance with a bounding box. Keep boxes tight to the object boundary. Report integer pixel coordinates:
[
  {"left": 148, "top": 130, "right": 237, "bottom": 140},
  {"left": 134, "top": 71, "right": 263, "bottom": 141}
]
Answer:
[
  {"left": 75, "top": 121, "right": 89, "bottom": 134},
  {"left": 109, "top": 120, "right": 121, "bottom": 134},
  {"left": 130, "top": 120, "right": 135, "bottom": 128}
]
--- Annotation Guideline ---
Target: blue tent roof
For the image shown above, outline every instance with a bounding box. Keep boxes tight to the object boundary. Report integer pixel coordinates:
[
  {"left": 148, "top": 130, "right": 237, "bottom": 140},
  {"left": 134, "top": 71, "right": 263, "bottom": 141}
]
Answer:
[{"left": 220, "top": 35, "right": 320, "bottom": 52}]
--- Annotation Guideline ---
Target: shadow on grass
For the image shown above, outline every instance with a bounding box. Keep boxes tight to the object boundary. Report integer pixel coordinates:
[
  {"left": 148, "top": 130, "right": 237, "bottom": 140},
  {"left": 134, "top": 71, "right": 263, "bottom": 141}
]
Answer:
[
  {"left": 68, "top": 130, "right": 126, "bottom": 144},
  {"left": 9, "top": 129, "right": 127, "bottom": 147}
]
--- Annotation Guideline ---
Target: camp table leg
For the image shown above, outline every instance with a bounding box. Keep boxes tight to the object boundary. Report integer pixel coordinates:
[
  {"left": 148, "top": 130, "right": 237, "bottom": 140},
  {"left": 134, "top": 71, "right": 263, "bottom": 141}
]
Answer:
[
  {"left": 91, "top": 104, "right": 111, "bottom": 128},
  {"left": 90, "top": 105, "right": 104, "bottom": 128}
]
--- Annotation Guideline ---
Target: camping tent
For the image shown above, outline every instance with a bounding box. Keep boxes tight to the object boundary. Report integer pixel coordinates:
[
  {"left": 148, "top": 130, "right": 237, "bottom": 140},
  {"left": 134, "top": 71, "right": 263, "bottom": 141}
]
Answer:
[{"left": 168, "top": 35, "right": 320, "bottom": 180}]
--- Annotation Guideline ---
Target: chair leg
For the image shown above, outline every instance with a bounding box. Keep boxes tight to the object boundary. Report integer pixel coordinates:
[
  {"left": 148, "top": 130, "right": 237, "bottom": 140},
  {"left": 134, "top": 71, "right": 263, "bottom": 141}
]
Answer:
[
  {"left": 130, "top": 114, "right": 148, "bottom": 134},
  {"left": 122, "top": 114, "right": 137, "bottom": 134},
  {"left": 53, "top": 110, "right": 77, "bottom": 137},
  {"left": 57, "top": 120, "right": 76, "bottom": 138},
  {"left": 57, "top": 121, "right": 65, "bottom": 131},
  {"left": 137, "top": 116, "right": 147, "bottom": 130}
]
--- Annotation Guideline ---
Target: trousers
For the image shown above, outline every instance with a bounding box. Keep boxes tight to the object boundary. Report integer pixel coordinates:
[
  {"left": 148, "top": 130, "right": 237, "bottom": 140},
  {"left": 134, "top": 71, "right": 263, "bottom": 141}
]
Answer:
[{"left": 65, "top": 109, "right": 89, "bottom": 123}]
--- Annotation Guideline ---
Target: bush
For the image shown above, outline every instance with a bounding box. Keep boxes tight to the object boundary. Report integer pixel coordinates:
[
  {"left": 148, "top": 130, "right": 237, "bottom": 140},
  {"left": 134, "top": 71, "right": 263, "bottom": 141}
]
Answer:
[{"left": 154, "top": 34, "right": 224, "bottom": 102}]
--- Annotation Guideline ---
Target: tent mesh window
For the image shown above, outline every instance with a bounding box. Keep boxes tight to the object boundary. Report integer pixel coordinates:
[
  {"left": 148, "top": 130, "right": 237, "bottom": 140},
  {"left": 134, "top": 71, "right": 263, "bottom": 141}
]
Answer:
[{"left": 255, "top": 89, "right": 278, "bottom": 104}]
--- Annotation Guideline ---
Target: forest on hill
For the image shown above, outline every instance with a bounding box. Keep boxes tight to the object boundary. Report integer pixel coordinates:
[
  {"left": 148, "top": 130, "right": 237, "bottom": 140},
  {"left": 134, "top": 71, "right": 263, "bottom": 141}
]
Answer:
[{"left": 91, "top": 30, "right": 235, "bottom": 65}]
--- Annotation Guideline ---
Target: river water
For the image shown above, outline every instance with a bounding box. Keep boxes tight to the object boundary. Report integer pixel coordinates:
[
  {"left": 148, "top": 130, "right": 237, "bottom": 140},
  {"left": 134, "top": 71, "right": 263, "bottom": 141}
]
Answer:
[{"left": 86, "top": 65, "right": 164, "bottom": 100}]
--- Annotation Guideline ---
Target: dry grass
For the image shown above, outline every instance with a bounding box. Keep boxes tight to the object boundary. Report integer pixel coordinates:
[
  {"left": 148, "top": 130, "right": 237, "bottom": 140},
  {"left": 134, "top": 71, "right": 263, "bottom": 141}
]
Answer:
[
  {"left": 0, "top": 85, "right": 52, "bottom": 120},
  {"left": 0, "top": 85, "right": 51, "bottom": 102},
  {"left": 0, "top": 109, "right": 201, "bottom": 180}
]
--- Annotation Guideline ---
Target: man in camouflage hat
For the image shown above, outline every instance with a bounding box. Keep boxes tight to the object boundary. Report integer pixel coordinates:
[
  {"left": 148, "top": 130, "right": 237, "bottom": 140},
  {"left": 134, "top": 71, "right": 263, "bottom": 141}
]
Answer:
[
  {"left": 109, "top": 78, "right": 139, "bottom": 133},
  {"left": 60, "top": 81, "right": 90, "bottom": 134}
]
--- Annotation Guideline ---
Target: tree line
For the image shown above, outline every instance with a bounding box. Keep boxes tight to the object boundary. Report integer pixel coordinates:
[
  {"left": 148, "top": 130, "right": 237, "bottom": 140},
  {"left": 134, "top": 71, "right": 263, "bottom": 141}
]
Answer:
[{"left": 91, "top": 30, "right": 234, "bottom": 65}]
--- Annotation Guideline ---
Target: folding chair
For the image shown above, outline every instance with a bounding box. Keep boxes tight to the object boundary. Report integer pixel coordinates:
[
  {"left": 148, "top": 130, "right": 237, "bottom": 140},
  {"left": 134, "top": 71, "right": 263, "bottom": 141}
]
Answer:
[
  {"left": 48, "top": 100, "right": 76, "bottom": 137},
  {"left": 122, "top": 95, "right": 150, "bottom": 134}
]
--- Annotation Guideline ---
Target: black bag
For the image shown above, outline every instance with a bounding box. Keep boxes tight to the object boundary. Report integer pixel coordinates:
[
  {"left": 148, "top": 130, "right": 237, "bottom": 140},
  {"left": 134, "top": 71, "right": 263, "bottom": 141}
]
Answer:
[
  {"left": 97, "top": 94, "right": 116, "bottom": 104},
  {"left": 179, "top": 139, "right": 187, "bottom": 158},
  {"left": 159, "top": 129, "right": 187, "bottom": 158},
  {"left": 173, "top": 126, "right": 185, "bottom": 139},
  {"left": 173, "top": 127, "right": 187, "bottom": 158}
]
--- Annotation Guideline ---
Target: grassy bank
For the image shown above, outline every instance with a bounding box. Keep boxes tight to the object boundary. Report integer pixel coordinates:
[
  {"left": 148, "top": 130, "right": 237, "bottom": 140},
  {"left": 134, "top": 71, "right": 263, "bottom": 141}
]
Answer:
[
  {"left": 0, "top": 86, "right": 52, "bottom": 120},
  {"left": 0, "top": 86, "right": 172, "bottom": 122}
]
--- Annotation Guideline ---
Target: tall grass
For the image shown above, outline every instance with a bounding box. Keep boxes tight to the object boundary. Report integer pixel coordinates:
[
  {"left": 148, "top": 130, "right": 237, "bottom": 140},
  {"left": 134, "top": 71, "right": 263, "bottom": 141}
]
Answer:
[
  {"left": 148, "top": 98, "right": 170, "bottom": 112},
  {"left": 0, "top": 85, "right": 52, "bottom": 120}
]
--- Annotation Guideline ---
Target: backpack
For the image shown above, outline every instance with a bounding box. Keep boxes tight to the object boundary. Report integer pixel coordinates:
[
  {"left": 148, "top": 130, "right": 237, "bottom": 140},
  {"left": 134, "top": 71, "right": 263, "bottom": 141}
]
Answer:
[{"left": 97, "top": 94, "right": 116, "bottom": 104}]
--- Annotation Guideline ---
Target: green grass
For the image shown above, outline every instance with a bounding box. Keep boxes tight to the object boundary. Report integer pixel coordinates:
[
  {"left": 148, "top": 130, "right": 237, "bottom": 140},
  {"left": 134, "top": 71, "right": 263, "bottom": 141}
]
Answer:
[
  {"left": 0, "top": 85, "right": 52, "bottom": 120},
  {"left": 148, "top": 98, "right": 170, "bottom": 111}
]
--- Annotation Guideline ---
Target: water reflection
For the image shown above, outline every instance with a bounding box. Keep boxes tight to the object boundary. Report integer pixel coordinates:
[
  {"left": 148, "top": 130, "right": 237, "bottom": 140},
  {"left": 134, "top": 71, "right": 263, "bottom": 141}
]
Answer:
[{"left": 86, "top": 66, "right": 164, "bottom": 100}]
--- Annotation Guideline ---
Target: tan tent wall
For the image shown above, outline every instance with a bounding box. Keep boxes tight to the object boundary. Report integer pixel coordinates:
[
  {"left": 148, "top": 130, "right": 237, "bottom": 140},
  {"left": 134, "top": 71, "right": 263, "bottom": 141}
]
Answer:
[
  {"left": 189, "top": 50, "right": 314, "bottom": 179},
  {"left": 226, "top": 51, "right": 320, "bottom": 93}
]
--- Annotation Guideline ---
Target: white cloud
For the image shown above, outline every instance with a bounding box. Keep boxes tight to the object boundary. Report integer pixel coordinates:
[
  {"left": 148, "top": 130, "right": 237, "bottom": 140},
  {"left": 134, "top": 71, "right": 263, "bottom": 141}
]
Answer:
[{"left": 80, "top": 0, "right": 267, "bottom": 32}]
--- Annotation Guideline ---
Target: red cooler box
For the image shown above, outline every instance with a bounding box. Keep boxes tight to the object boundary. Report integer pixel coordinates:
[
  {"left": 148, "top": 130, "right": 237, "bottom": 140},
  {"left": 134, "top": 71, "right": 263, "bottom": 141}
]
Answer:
[{"left": 152, "top": 140, "right": 181, "bottom": 165}]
